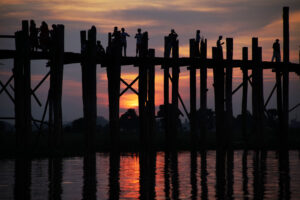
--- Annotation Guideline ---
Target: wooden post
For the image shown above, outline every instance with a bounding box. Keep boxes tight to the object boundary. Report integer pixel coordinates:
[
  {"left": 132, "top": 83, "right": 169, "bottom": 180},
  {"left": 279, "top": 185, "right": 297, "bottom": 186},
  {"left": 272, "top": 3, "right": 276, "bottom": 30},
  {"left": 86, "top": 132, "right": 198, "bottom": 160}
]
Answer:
[
  {"left": 189, "top": 39, "right": 197, "bottom": 148},
  {"left": 49, "top": 24, "right": 64, "bottom": 149},
  {"left": 242, "top": 47, "right": 248, "bottom": 141},
  {"left": 225, "top": 38, "right": 233, "bottom": 147},
  {"left": 164, "top": 36, "right": 170, "bottom": 147},
  {"left": 81, "top": 26, "right": 97, "bottom": 152},
  {"left": 171, "top": 40, "right": 179, "bottom": 140},
  {"left": 139, "top": 32, "right": 148, "bottom": 149},
  {"left": 107, "top": 31, "right": 121, "bottom": 150},
  {"left": 282, "top": 7, "right": 289, "bottom": 141},
  {"left": 14, "top": 20, "right": 31, "bottom": 152},
  {"left": 252, "top": 38, "right": 264, "bottom": 148},
  {"left": 200, "top": 39, "right": 207, "bottom": 146},
  {"left": 148, "top": 49, "right": 155, "bottom": 146},
  {"left": 212, "top": 47, "right": 225, "bottom": 148}
]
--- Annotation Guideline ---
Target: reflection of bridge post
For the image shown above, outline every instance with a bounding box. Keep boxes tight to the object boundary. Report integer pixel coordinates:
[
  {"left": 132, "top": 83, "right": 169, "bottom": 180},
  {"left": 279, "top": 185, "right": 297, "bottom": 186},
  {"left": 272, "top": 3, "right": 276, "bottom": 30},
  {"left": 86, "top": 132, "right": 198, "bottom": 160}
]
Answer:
[
  {"left": 215, "top": 150, "right": 225, "bottom": 200},
  {"left": 14, "top": 21, "right": 32, "bottom": 152},
  {"left": 190, "top": 151, "right": 198, "bottom": 200},
  {"left": 82, "top": 153, "right": 97, "bottom": 200},
  {"left": 14, "top": 157, "right": 31, "bottom": 200},
  {"left": 109, "top": 152, "right": 120, "bottom": 200},
  {"left": 139, "top": 151, "right": 156, "bottom": 199},
  {"left": 164, "top": 151, "right": 170, "bottom": 199},
  {"left": 171, "top": 151, "right": 179, "bottom": 199},
  {"left": 200, "top": 150, "right": 208, "bottom": 200},
  {"left": 48, "top": 157, "right": 62, "bottom": 200},
  {"left": 242, "top": 150, "right": 249, "bottom": 199},
  {"left": 253, "top": 151, "right": 266, "bottom": 200},
  {"left": 80, "top": 26, "right": 97, "bottom": 151},
  {"left": 278, "top": 149, "right": 290, "bottom": 199}
]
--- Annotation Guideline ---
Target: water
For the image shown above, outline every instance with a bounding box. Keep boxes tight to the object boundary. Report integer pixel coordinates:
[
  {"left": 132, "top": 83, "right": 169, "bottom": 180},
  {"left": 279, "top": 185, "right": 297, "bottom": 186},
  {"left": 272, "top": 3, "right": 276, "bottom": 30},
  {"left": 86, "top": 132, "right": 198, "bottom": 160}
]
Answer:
[{"left": 0, "top": 150, "right": 300, "bottom": 199}]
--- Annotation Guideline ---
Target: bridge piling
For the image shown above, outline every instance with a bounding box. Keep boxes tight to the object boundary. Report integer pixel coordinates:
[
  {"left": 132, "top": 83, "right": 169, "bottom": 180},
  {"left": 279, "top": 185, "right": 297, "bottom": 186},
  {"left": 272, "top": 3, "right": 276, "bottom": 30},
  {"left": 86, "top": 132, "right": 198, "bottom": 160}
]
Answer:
[{"left": 242, "top": 47, "right": 248, "bottom": 143}]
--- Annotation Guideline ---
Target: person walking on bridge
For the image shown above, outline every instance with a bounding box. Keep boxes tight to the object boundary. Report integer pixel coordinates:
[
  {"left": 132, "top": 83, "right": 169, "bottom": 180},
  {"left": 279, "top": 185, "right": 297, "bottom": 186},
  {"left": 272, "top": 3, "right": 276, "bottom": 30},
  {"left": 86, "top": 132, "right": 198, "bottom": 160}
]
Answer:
[{"left": 271, "top": 39, "right": 281, "bottom": 62}]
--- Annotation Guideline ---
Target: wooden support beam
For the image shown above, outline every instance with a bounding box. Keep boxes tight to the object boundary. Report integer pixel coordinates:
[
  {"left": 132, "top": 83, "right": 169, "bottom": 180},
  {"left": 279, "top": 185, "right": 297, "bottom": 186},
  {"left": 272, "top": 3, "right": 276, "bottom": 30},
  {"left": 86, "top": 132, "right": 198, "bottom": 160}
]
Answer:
[
  {"left": 199, "top": 39, "right": 207, "bottom": 146},
  {"left": 81, "top": 26, "right": 97, "bottom": 152},
  {"left": 107, "top": 29, "right": 121, "bottom": 150},
  {"left": 171, "top": 40, "right": 179, "bottom": 142},
  {"left": 49, "top": 24, "right": 64, "bottom": 150},
  {"left": 120, "top": 77, "right": 139, "bottom": 96},
  {"left": 148, "top": 49, "right": 155, "bottom": 148},
  {"left": 282, "top": 7, "right": 290, "bottom": 143},
  {"left": 139, "top": 31, "right": 148, "bottom": 150},
  {"left": 212, "top": 47, "right": 225, "bottom": 149},
  {"left": 0, "top": 74, "right": 14, "bottom": 95},
  {"left": 242, "top": 47, "right": 248, "bottom": 140},
  {"left": 189, "top": 39, "right": 197, "bottom": 148},
  {"left": 252, "top": 38, "right": 264, "bottom": 148},
  {"left": 163, "top": 36, "right": 170, "bottom": 148},
  {"left": 0, "top": 80, "right": 15, "bottom": 103},
  {"left": 225, "top": 38, "right": 233, "bottom": 147},
  {"left": 14, "top": 20, "right": 32, "bottom": 152}
]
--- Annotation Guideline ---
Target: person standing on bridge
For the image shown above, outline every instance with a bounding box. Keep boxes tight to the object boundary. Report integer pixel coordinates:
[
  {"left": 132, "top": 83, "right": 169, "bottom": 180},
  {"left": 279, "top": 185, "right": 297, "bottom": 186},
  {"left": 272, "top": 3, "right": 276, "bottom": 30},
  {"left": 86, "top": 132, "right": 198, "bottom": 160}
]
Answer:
[
  {"left": 29, "top": 20, "right": 38, "bottom": 51},
  {"left": 217, "top": 35, "right": 224, "bottom": 58},
  {"left": 121, "top": 28, "right": 130, "bottom": 57},
  {"left": 167, "top": 29, "right": 178, "bottom": 57},
  {"left": 39, "top": 21, "right": 50, "bottom": 52},
  {"left": 271, "top": 39, "right": 281, "bottom": 62},
  {"left": 135, "top": 28, "right": 142, "bottom": 57},
  {"left": 195, "top": 30, "right": 201, "bottom": 57}
]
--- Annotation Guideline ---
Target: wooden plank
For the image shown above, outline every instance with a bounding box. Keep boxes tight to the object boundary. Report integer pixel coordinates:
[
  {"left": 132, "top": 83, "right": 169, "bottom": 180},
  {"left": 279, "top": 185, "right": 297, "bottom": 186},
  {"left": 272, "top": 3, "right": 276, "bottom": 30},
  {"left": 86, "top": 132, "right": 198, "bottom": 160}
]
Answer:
[{"left": 163, "top": 36, "right": 170, "bottom": 147}]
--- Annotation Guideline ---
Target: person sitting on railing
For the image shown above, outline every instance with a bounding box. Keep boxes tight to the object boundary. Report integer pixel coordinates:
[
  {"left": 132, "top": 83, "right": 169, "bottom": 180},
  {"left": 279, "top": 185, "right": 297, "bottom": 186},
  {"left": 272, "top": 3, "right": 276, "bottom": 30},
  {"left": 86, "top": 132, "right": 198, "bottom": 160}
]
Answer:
[{"left": 96, "top": 40, "right": 106, "bottom": 57}]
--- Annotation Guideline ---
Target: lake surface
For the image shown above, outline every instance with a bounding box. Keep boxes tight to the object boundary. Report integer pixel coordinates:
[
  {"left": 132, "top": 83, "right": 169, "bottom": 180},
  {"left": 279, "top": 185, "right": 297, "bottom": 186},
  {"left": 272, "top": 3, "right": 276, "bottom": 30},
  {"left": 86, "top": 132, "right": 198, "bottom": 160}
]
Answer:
[{"left": 0, "top": 150, "right": 299, "bottom": 199}]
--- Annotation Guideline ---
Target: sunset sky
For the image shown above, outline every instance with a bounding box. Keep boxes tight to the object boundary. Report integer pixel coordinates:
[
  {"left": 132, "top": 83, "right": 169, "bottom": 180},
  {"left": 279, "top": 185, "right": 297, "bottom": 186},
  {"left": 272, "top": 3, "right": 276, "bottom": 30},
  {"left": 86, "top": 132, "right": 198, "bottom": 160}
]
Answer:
[{"left": 0, "top": 0, "right": 299, "bottom": 123}]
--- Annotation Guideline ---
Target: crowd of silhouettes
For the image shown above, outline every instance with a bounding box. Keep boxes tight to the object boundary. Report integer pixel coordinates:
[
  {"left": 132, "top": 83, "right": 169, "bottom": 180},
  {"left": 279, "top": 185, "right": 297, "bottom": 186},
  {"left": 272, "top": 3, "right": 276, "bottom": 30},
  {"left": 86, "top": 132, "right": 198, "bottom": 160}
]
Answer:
[{"left": 29, "top": 20, "right": 58, "bottom": 52}]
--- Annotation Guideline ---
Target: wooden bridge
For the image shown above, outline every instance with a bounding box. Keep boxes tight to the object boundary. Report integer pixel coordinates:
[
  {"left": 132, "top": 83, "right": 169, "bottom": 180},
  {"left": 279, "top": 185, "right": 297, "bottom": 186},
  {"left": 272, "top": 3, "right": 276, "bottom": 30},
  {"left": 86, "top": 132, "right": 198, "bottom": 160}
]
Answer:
[{"left": 0, "top": 7, "right": 299, "bottom": 152}]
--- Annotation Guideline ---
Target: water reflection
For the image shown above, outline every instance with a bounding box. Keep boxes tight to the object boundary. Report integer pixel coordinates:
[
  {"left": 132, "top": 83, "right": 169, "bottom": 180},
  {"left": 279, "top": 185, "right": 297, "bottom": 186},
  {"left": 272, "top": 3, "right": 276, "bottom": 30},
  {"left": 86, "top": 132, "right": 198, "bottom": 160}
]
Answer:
[
  {"left": 48, "top": 157, "right": 62, "bottom": 200},
  {"left": 14, "top": 157, "right": 31, "bottom": 200},
  {"left": 1, "top": 150, "right": 300, "bottom": 199}
]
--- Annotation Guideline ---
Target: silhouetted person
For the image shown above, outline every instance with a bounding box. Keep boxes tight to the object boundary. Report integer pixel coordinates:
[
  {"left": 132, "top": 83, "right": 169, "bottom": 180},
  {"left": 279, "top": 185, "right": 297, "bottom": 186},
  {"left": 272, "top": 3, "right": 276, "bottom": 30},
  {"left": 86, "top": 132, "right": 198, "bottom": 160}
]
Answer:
[
  {"left": 217, "top": 35, "right": 224, "bottom": 58},
  {"left": 272, "top": 39, "right": 281, "bottom": 62},
  {"left": 121, "top": 28, "right": 130, "bottom": 57},
  {"left": 29, "top": 20, "right": 38, "bottom": 51},
  {"left": 39, "top": 21, "right": 50, "bottom": 52},
  {"left": 135, "top": 28, "right": 142, "bottom": 57},
  {"left": 112, "top": 26, "right": 121, "bottom": 42},
  {"left": 96, "top": 41, "right": 105, "bottom": 57},
  {"left": 167, "top": 29, "right": 178, "bottom": 57},
  {"left": 217, "top": 35, "right": 224, "bottom": 50}
]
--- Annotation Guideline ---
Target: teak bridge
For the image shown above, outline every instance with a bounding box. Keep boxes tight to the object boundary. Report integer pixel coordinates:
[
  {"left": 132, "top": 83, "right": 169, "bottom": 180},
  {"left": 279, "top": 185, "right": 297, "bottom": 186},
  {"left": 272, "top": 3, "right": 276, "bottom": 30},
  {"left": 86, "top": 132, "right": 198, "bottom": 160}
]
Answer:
[{"left": 0, "top": 7, "right": 299, "bottom": 152}]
